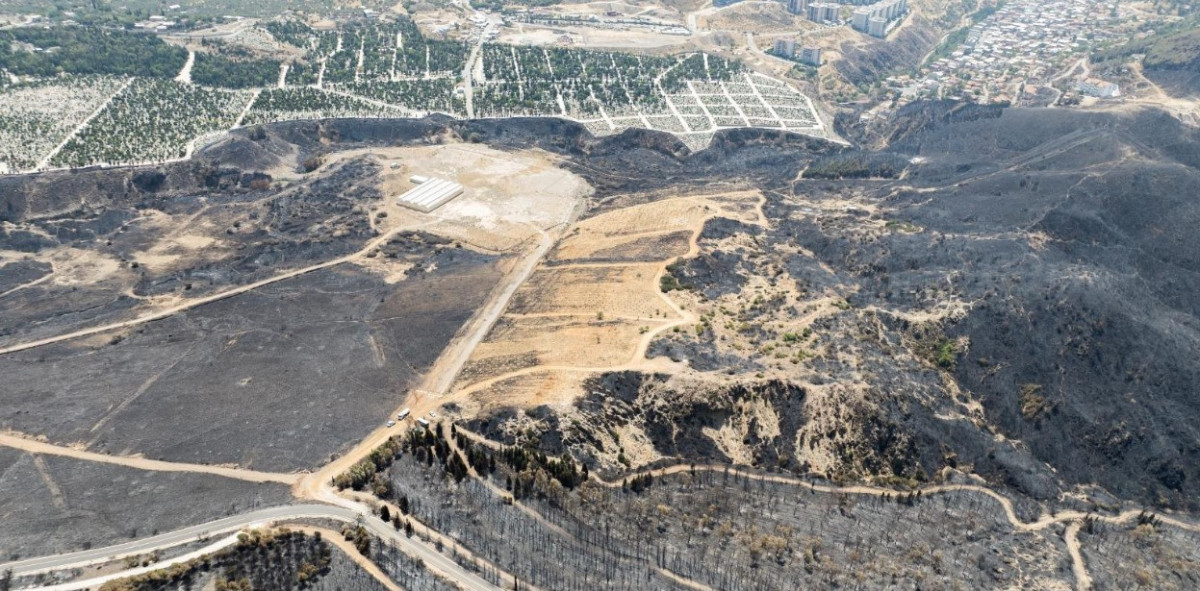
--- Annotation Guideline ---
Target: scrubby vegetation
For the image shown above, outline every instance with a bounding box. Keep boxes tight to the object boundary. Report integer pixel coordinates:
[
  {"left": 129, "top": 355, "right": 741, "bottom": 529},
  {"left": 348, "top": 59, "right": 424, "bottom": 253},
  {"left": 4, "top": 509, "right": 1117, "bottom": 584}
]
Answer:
[
  {"left": 263, "top": 20, "right": 321, "bottom": 51},
  {"left": 334, "top": 420, "right": 589, "bottom": 506},
  {"left": 659, "top": 262, "right": 693, "bottom": 292},
  {"left": 804, "top": 152, "right": 908, "bottom": 179},
  {"left": 405, "top": 423, "right": 472, "bottom": 483},
  {"left": 1093, "top": 16, "right": 1200, "bottom": 71},
  {"left": 1018, "top": 384, "right": 1052, "bottom": 420},
  {"left": 333, "top": 434, "right": 404, "bottom": 494},
  {"left": 491, "top": 438, "right": 588, "bottom": 495}
]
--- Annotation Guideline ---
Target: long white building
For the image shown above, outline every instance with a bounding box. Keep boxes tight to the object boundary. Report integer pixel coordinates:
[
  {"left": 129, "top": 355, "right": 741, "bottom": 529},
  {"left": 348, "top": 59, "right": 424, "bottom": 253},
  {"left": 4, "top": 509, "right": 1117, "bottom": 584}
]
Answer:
[{"left": 396, "top": 177, "right": 464, "bottom": 212}]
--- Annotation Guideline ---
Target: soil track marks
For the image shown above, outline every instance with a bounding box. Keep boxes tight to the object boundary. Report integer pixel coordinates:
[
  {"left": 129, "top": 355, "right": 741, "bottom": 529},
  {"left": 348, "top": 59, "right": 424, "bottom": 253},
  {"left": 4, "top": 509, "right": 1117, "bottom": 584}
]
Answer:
[
  {"left": 450, "top": 191, "right": 767, "bottom": 412},
  {"left": 0, "top": 432, "right": 299, "bottom": 484}
]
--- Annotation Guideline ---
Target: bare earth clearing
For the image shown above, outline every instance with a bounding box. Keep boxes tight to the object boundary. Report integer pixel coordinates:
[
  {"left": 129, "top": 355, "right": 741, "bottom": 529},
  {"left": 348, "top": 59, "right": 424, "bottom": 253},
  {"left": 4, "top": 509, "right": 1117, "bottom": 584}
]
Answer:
[{"left": 445, "top": 191, "right": 766, "bottom": 417}]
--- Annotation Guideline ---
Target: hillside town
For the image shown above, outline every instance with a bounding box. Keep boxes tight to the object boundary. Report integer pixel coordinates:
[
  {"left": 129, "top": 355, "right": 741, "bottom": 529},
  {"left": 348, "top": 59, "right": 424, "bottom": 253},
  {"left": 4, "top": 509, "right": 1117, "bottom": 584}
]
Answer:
[{"left": 886, "top": 0, "right": 1127, "bottom": 104}]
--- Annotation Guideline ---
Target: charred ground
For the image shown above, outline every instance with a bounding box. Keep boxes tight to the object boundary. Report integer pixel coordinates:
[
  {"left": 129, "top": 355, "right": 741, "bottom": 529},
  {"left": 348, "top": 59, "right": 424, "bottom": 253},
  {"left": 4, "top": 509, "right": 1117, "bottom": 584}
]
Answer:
[
  {"left": 2, "top": 103, "right": 1200, "bottom": 569},
  {"left": 453, "top": 104, "right": 1200, "bottom": 511}
]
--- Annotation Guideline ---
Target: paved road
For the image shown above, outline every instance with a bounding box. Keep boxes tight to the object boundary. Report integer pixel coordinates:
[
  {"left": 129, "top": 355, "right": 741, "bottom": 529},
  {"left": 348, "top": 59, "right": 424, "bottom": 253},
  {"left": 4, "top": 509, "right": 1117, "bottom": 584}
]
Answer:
[
  {"left": 160, "top": 18, "right": 255, "bottom": 41},
  {"left": 25, "top": 536, "right": 243, "bottom": 591},
  {"left": 2, "top": 504, "right": 501, "bottom": 591},
  {"left": 2, "top": 505, "right": 331, "bottom": 576}
]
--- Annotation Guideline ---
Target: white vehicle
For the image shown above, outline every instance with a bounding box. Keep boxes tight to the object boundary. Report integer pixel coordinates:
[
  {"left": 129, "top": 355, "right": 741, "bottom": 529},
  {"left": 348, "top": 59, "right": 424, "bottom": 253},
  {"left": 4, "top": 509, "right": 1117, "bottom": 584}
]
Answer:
[
  {"left": 428, "top": 411, "right": 438, "bottom": 419},
  {"left": 386, "top": 420, "right": 396, "bottom": 427},
  {"left": 397, "top": 408, "right": 411, "bottom": 420},
  {"left": 417, "top": 417, "right": 430, "bottom": 427}
]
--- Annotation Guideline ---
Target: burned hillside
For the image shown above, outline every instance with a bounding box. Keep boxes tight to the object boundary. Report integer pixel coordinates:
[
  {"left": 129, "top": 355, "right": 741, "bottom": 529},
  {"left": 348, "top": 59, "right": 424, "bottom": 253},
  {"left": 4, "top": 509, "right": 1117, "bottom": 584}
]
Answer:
[{"left": 460, "top": 105, "right": 1200, "bottom": 511}]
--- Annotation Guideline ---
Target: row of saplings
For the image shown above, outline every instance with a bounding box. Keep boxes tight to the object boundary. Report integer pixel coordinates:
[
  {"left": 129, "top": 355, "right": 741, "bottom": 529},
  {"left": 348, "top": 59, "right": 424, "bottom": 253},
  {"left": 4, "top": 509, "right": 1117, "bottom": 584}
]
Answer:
[{"left": 333, "top": 421, "right": 601, "bottom": 506}]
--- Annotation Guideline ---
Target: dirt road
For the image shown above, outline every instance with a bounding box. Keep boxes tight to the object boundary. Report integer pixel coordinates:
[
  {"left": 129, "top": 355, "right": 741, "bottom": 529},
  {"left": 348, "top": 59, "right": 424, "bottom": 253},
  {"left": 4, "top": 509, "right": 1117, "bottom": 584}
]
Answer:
[
  {"left": 298, "top": 224, "right": 566, "bottom": 504},
  {"left": 428, "top": 228, "right": 556, "bottom": 397},
  {"left": 444, "top": 193, "right": 766, "bottom": 403},
  {"left": 292, "top": 526, "right": 406, "bottom": 591},
  {"left": 0, "top": 431, "right": 299, "bottom": 485},
  {"left": 35, "top": 77, "right": 134, "bottom": 171},
  {"left": 0, "top": 220, "right": 428, "bottom": 356},
  {"left": 453, "top": 426, "right": 1200, "bottom": 591}
]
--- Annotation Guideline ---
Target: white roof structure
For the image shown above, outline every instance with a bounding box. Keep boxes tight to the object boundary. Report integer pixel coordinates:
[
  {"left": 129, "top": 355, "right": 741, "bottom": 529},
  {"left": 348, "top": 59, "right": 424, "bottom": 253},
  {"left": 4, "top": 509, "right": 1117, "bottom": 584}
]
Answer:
[{"left": 396, "top": 177, "right": 464, "bottom": 212}]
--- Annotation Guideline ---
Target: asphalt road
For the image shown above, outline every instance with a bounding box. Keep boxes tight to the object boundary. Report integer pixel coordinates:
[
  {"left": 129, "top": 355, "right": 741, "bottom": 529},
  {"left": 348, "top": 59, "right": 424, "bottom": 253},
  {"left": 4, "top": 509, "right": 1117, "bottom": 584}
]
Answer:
[{"left": 2, "top": 503, "right": 501, "bottom": 591}]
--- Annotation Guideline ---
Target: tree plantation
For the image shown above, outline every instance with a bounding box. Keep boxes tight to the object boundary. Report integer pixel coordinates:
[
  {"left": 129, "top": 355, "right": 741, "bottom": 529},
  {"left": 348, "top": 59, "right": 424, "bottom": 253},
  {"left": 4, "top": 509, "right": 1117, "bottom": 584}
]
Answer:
[{"left": 0, "top": 17, "right": 825, "bottom": 173}]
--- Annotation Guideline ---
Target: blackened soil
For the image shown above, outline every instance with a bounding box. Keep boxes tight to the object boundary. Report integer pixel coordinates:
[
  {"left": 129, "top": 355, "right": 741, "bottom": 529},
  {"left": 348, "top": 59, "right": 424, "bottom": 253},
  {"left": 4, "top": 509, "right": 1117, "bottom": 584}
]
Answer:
[
  {"left": 7, "top": 105, "right": 1200, "bottom": 509},
  {"left": 465, "top": 105, "right": 1200, "bottom": 509},
  {"left": 0, "top": 256, "right": 499, "bottom": 472}
]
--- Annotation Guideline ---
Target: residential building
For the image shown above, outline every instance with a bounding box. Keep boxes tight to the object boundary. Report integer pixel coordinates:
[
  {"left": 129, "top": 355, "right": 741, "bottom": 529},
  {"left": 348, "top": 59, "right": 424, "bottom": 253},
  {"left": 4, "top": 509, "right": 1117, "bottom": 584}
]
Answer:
[
  {"left": 774, "top": 38, "right": 798, "bottom": 58},
  {"left": 806, "top": 2, "right": 840, "bottom": 23},
  {"left": 786, "top": 0, "right": 809, "bottom": 15},
  {"left": 799, "top": 46, "right": 822, "bottom": 66},
  {"left": 851, "top": 0, "right": 906, "bottom": 36},
  {"left": 868, "top": 16, "right": 888, "bottom": 36}
]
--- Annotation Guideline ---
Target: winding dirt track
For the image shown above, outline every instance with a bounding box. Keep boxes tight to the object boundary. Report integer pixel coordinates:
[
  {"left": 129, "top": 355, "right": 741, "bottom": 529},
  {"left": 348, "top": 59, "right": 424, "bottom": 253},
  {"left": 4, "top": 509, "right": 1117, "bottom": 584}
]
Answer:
[
  {"left": 292, "top": 526, "right": 406, "bottom": 591},
  {"left": 1064, "top": 521, "right": 1091, "bottom": 591},
  {"left": 0, "top": 187, "right": 572, "bottom": 591},
  {"left": 442, "top": 427, "right": 715, "bottom": 591},
  {"left": 587, "top": 461, "right": 1200, "bottom": 535},
  {"left": 453, "top": 426, "right": 1200, "bottom": 591}
]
